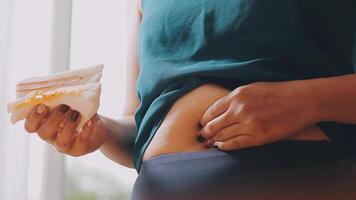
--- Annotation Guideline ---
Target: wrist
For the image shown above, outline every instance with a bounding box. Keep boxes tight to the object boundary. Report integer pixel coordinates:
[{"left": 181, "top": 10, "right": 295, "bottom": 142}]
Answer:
[
  {"left": 290, "top": 78, "right": 329, "bottom": 124},
  {"left": 98, "top": 115, "right": 136, "bottom": 153},
  {"left": 96, "top": 115, "right": 115, "bottom": 148},
  {"left": 98, "top": 122, "right": 116, "bottom": 149}
]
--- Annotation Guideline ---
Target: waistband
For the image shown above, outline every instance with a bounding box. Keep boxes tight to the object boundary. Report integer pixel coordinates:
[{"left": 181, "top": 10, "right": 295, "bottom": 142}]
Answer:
[
  {"left": 141, "top": 140, "right": 349, "bottom": 167},
  {"left": 134, "top": 140, "right": 356, "bottom": 200}
]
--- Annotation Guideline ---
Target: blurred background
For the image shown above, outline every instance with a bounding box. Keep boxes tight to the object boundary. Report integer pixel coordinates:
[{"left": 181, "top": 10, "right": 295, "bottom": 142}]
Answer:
[{"left": 0, "top": 0, "right": 138, "bottom": 199}]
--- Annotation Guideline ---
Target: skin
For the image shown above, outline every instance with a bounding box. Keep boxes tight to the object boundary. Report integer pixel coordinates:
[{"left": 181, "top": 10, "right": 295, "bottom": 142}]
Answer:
[
  {"left": 25, "top": 104, "right": 106, "bottom": 156},
  {"left": 24, "top": 0, "right": 356, "bottom": 169},
  {"left": 199, "top": 77, "right": 356, "bottom": 150}
]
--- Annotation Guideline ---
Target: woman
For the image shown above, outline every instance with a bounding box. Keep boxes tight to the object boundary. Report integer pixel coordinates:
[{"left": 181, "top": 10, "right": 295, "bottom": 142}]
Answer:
[{"left": 24, "top": 0, "right": 356, "bottom": 199}]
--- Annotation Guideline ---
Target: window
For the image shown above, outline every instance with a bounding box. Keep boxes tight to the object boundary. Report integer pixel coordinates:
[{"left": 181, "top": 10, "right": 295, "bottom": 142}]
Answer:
[{"left": 64, "top": 1, "right": 137, "bottom": 199}]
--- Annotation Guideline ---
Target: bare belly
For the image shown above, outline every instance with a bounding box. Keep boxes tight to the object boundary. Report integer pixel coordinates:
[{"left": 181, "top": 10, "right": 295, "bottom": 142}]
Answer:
[{"left": 142, "top": 83, "right": 330, "bottom": 161}]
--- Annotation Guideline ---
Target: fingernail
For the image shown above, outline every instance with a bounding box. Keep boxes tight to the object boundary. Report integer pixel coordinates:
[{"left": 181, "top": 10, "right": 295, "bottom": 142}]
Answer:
[
  {"left": 87, "top": 120, "right": 93, "bottom": 127},
  {"left": 59, "top": 104, "right": 70, "bottom": 114},
  {"left": 37, "top": 104, "right": 47, "bottom": 114},
  {"left": 59, "top": 122, "right": 65, "bottom": 129},
  {"left": 196, "top": 134, "right": 206, "bottom": 143},
  {"left": 77, "top": 128, "right": 83, "bottom": 133},
  {"left": 70, "top": 111, "right": 80, "bottom": 122},
  {"left": 204, "top": 139, "right": 212, "bottom": 146}
]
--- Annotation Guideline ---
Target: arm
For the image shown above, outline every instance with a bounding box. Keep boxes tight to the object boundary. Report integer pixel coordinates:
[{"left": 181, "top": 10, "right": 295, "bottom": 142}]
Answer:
[
  {"left": 99, "top": 115, "right": 137, "bottom": 168},
  {"left": 98, "top": 0, "right": 142, "bottom": 168},
  {"left": 301, "top": 73, "right": 356, "bottom": 124}
]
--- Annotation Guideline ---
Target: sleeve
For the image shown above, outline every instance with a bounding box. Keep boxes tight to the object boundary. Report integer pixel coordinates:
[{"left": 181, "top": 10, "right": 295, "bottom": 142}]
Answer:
[
  {"left": 353, "top": 28, "right": 356, "bottom": 72},
  {"left": 315, "top": 16, "right": 356, "bottom": 162},
  {"left": 316, "top": 122, "right": 356, "bottom": 161}
]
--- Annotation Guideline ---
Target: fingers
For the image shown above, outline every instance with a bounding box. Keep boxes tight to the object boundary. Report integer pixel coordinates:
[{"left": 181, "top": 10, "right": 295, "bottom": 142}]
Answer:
[
  {"left": 203, "top": 123, "right": 245, "bottom": 146},
  {"left": 215, "top": 135, "right": 252, "bottom": 151},
  {"left": 24, "top": 104, "right": 49, "bottom": 133},
  {"left": 37, "top": 104, "right": 71, "bottom": 143},
  {"left": 198, "top": 110, "right": 237, "bottom": 139},
  {"left": 54, "top": 110, "right": 81, "bottom": 152},
  {"left": 69, "top": 114, "right": 98, "bottom": 156},
  {"left": 200, "top": 96, "right": 230, "bottom": 127},
  {"left": 87, "top": 115, "right": 107, "bottom": 152}
]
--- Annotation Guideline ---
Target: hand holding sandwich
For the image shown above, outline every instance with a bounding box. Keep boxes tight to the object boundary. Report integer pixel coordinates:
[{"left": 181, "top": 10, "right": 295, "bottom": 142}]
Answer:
[
  {"left": 8, "top": 64, "right": 137, "bottom": 167},
  {"left": 7, "top": 64, "right": 107, "bottom": 156},
  {"left": 25, "top": 104, "right": 109, "bottom": 156}
]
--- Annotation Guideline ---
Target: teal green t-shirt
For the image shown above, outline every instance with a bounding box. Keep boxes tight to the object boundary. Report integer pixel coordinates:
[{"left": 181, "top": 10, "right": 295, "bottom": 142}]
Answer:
[{"left": 133, "top": 0, "right": 356, "bottom": 172}]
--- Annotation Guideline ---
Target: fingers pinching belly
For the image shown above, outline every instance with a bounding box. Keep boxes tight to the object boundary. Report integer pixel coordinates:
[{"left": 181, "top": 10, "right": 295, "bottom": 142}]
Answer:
[
  {"left": 37, "top": 104, "right": 71, "bottom": 143},
  {"left": 143, "top": 83, "right": 232, "bottom": 160}
]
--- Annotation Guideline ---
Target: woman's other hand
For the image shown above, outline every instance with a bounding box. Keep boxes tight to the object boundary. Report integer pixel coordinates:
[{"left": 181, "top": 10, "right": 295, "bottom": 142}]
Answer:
[
  {"left": 24, "top": 104, "right": 108, "bottom": 156},
  {"left": 198, "top": 81, "right": 319, "bottom": 150}
]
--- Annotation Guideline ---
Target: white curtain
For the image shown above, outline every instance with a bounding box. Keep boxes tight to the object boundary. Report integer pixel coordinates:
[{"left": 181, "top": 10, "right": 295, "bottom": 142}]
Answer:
[
  {"left": 68, "top": 0, "right": 137, "bottom": 197},
  {"left": 0, "top": 0, "right": 54, "bottom": 199}
]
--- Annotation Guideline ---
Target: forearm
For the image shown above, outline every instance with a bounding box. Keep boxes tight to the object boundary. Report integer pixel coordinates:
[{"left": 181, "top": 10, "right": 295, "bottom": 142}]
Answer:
[
  {"left": 99, "top": 115, "right": 137, "bottom": 168},
  {"left": 296, "top": 73, "right": 356, "bottom": 124}
]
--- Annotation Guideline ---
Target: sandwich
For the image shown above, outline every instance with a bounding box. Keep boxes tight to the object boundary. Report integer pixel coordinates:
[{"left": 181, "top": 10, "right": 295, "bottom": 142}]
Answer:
[
  {"left": 15, "top": 64, "right": 103, "bottom": 98},
  {"left": 7, "top": 64, "right": 103, "bottom": 130}
]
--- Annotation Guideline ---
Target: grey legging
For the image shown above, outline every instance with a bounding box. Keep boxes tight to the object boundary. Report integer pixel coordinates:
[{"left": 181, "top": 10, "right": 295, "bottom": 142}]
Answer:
[{"left": 131, "top": 140, "right": 356, "bottom": 200}]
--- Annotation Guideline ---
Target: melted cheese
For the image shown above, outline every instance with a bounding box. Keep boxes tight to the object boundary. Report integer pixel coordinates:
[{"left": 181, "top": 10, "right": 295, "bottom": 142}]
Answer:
[{"left": 15, "top": 90, "right": 77, "bottom": 110}]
